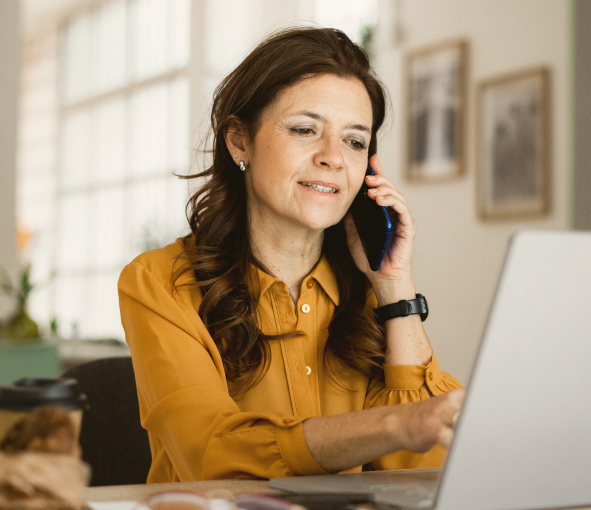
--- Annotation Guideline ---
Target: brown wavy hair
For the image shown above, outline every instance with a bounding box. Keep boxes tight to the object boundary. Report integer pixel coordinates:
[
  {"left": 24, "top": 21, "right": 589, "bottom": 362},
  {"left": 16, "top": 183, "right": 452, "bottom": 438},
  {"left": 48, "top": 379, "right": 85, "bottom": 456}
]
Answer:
[{"left": 178, "top": 27, "right": 387, "bottom": 394}]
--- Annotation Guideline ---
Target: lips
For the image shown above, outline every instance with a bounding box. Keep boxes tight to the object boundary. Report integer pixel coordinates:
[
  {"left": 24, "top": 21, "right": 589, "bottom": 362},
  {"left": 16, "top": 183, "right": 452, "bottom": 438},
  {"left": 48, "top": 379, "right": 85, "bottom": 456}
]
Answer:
[{"left": 298, "top": 181, "right": 340, "bottom": 194}]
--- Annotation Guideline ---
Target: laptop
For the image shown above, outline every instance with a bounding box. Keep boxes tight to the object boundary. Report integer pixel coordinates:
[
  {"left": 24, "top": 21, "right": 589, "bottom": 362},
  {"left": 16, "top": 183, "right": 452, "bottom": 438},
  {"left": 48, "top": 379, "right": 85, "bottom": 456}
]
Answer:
[{"left": 271, "top": 230, "right": 591, "bottom": 510}]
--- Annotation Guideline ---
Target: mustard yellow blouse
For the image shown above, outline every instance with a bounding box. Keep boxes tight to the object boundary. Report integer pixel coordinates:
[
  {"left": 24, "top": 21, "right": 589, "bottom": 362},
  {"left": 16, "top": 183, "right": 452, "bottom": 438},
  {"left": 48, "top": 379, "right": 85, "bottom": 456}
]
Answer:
[{"left": 118, "top": 239, "right": 461, "bottom": 483}]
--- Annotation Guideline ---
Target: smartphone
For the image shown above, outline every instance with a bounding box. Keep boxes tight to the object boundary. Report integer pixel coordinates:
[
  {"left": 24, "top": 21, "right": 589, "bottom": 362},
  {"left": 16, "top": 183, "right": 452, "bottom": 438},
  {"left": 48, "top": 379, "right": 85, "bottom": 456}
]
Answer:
[{"left": 350, "top": 164, "right": 395, "bottom": 271}]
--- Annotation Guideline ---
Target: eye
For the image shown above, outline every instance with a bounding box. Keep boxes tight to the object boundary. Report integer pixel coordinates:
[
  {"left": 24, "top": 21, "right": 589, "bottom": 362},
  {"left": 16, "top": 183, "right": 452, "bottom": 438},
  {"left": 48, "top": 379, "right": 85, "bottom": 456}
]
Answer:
[
  {"left": 291, "top": 127, "right": 315, "bottom": 135},
  {"left": 348, "top": 139, "right": 366, "bottom": 151}
]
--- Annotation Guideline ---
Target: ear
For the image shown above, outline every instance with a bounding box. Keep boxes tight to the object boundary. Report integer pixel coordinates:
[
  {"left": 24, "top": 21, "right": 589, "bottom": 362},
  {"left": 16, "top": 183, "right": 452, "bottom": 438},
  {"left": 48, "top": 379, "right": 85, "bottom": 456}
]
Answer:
[{"left": 224, "top": 116, "right": 249, "bottom": 165}]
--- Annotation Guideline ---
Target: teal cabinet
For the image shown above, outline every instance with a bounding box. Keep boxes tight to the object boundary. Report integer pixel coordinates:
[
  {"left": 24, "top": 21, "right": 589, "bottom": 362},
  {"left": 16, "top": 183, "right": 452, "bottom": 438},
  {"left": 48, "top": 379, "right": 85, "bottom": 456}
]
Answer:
[{"left": 0, "top": 342, "right": 60, "bottom": 384}]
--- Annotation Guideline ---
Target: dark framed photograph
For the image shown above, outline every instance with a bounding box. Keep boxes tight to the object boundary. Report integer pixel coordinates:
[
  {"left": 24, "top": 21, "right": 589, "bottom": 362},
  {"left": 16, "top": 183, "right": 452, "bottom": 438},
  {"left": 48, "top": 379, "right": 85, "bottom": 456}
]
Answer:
[
  {"left": 477, "top": 67, "right": 550, "bottom": 219},
  {"left": 405, "top": 39, "right": 467, "bottom": 181}
]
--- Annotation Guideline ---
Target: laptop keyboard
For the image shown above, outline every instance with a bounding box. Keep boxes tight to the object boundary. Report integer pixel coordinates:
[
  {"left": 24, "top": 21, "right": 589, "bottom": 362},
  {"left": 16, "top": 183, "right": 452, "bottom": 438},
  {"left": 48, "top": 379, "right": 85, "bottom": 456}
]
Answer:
[{"left": 369, "top": 480, "right": 438, "bottom": 509}]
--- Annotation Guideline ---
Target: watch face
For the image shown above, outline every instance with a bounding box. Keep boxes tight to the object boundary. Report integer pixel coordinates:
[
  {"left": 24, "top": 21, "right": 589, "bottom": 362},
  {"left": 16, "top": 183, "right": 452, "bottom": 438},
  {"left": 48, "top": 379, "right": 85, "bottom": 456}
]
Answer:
[{"left": 417, "top": 293, "right": 428, "bottom": 321}]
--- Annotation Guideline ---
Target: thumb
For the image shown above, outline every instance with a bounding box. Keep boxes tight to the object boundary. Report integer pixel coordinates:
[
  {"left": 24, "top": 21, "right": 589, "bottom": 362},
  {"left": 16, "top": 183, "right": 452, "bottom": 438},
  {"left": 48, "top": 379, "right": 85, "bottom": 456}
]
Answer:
[
  {"left": 343, "top": 212, "right": 361, "bottom": 250},
  {"left": 437, "top": 426, "right": 454, "bottom": 448},
  {"left": 343, "top": 212, "right": 357, "bottom": 237}
]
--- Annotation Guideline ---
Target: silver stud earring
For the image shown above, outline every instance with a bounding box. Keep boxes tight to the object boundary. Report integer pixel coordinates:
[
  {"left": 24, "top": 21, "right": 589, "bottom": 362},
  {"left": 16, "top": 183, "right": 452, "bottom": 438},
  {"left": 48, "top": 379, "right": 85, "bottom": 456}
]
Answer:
[{"left": 239, "top": 160, "right": 246, "bottom": 172}]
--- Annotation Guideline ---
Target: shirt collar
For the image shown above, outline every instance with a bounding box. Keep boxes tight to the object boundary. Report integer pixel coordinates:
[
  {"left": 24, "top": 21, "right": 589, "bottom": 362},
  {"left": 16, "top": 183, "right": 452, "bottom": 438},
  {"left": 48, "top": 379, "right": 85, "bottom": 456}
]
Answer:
[
  {"left": 310, "top": 255, "right": 340, "bottom": 306},
  {"left": 250, "top": 254, "right": 340, "bottom": 306}
]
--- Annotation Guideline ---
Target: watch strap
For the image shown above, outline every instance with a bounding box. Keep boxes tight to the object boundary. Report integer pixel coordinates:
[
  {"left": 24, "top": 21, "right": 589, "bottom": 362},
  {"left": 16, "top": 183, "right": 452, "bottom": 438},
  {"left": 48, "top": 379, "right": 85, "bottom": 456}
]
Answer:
[{"left": 374, "top": 294, "right": 428, "bottom": 324}]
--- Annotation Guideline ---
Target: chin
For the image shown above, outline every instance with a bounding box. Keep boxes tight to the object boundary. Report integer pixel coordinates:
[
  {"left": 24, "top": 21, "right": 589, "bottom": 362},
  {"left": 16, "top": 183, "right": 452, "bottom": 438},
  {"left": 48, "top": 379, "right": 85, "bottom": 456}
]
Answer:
[{"left": 299, "top": 212, "right": 343, "bottom": 232}]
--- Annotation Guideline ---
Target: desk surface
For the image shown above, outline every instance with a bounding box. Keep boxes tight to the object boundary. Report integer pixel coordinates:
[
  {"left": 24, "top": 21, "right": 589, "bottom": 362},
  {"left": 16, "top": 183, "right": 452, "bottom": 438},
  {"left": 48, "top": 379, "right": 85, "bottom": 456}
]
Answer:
[
  {"left": 87, "top": 480, "right": 591, "bottom": 510},
  {"left": 87, "top": 479, "right": 279, "bottom": 503}
]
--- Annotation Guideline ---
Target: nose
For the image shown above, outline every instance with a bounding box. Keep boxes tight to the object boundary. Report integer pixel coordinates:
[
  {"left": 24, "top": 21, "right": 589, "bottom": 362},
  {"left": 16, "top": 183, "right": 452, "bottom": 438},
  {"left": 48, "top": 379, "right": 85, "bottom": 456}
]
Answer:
[{"left": 313, "top": 133, "right": 344, "bottom": 170}]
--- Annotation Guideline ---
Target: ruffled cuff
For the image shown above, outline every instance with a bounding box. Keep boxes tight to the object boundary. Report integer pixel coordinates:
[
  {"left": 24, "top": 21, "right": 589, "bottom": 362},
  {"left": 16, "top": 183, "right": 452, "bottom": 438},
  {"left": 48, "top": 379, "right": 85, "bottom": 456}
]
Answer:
[
  {"left": 383, "top": 355, "right": 460, "bottom": 395},
  {"left": 275, "top": 420, "right": 328, "bottom": 476}
]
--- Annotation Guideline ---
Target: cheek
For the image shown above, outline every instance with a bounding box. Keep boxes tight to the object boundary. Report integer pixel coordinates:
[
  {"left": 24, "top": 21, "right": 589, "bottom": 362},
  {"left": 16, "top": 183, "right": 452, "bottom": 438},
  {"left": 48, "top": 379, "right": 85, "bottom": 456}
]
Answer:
[
  {"left": 251, "top": 131, "right": 298, "bottom": 183},
  {"left": 247, "top": 160, "right": 292, "bottom": 210},
  {"left": 249, "top": 171, "right": 277, "bottom": 203},
  {"left": 347, "top": 170, "right": 366, "bottom": 201}
]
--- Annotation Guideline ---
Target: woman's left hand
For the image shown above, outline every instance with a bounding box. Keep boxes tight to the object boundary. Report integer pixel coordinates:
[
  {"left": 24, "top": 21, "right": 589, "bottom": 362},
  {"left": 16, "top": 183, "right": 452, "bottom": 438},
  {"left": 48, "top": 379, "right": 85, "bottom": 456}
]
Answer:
[{"left": 344, "top": 154, "right": 417, "bottom": 303}]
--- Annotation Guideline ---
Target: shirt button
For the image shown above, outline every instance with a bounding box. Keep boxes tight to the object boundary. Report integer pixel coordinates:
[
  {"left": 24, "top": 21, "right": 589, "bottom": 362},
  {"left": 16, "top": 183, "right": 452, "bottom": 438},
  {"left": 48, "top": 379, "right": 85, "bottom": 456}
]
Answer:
[
  {"left": 428, "top": 372, "right": 434, "bottom": 381},
  {"left": 301, "top": 304, "right": 310, "bottom": 313},
  {"left": 306, "top": 280, "right": 314, "bottom": 289},
  {"left": 282, "top": 419, "right": 293, "bottom": 424},
  {"left": 306, "top": 366, "right": 312, "bottom": 375}
]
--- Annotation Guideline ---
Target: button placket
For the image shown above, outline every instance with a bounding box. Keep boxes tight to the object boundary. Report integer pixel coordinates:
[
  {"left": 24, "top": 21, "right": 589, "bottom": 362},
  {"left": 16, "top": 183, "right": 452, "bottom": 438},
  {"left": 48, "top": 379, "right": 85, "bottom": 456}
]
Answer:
[
  {"left": 425, "top": 369, "right": 438, "bottom": 394},
  {"left": 297, "top": 283, "right": 320, "bottom": 413}
]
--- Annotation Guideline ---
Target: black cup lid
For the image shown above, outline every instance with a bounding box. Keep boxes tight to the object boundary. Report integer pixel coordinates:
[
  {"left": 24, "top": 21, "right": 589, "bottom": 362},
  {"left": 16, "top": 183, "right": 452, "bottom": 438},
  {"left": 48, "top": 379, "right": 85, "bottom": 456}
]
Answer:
[{"left": 0, "top": 377, "right": 87, "bottom": 412}]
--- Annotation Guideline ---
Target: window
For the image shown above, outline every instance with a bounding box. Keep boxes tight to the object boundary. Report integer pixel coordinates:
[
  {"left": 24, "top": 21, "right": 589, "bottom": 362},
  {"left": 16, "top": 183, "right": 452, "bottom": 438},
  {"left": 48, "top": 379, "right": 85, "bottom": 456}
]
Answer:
[
  {"left": 312, "top": 0, "right": 378, "bottom": 45},
  {"left": 18, "top": 0, "right": 191, "bottom": 341}
]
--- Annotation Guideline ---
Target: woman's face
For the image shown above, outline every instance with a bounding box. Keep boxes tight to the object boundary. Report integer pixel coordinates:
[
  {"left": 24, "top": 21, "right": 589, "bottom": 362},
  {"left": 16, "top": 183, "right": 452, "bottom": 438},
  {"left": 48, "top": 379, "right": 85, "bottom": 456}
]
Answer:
[{"left": 242, "top": 74, "right": 373, "bottom": 233}]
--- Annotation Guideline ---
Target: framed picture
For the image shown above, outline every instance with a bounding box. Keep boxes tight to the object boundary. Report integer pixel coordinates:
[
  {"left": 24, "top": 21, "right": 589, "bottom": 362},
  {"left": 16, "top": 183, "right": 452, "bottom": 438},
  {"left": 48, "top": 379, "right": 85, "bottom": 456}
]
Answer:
[
  {"left": 477, "top": 67, "right": 550, "bottom": 219},
  {"left": 405, "top": 39, "right": 467, "bottom": 181}
]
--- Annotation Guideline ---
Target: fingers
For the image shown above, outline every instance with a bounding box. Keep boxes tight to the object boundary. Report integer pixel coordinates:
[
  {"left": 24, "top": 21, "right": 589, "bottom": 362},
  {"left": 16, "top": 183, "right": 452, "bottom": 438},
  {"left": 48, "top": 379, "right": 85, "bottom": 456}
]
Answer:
[
  {"left": 447, "top": 388, "right": 466, "bottom": 407},
  {"left": 438, "top": 389, "right": 465, "bottom": 426},
  {"left": 446, "top": 389, "right": 465, "bottom": 418},
  {"left": 436, "top": 389, "right": 465, "bottom": 447},
  {"left": 395, "top": 390, "right": 464, "bottom": 452},
  {"left": 366, "top": 182, "right": 416, "bottom": 235},
  {"left": 368, "top": 153, "right": 383, "bottom": 175},
  {"left": 366, "top": 174, "right": 400, "bottom": 194},
  {"left": 365, "top": 176, "right": 408, "bottom": 210},
  {"left": 367, "top": 182, "right": 405, "bottom": 199},
  {"left": 437, "top": 426, "right": 454, "bottom": 448},
  {"left": 367, "top": 186, "right": 408, "bottom": 209},
  {"left": 374, "top": 195, "right": 412, "bottom": 231},
  {"left": 365, "top": 156, "right": 411, "bottom": 216}
]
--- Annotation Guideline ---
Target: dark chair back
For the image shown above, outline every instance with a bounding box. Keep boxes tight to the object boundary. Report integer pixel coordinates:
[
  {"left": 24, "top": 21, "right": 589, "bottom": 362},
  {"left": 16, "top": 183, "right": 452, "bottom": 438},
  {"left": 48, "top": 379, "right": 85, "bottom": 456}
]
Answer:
[{"left": 62, "top": 357, "right": 151, "bottom": 486}]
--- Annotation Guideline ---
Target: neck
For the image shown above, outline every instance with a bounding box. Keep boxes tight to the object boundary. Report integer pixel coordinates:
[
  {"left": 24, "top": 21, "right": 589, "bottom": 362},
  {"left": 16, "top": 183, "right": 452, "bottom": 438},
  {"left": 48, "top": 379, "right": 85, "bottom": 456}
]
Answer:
[{"left": 248, "top": 207, "right": 323, "bottom": 290}]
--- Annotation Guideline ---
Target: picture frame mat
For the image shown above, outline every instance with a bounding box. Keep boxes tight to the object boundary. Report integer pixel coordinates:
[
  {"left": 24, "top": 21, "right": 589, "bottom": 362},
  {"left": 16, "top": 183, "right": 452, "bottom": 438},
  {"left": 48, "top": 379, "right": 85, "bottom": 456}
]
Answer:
[
  {"left": 403, "top": 38, "right": 468, "bottom": 182},
  {"left": 476, "top": 66, "right": 550, "bottom": 220}
]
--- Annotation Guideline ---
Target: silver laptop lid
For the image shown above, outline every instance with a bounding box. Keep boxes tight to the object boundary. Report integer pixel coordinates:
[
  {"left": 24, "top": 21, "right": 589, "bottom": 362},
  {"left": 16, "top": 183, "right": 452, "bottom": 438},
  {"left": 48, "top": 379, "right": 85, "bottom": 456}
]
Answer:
[{"left": 435, "top": 230, "right": 591, "bottom": 510}]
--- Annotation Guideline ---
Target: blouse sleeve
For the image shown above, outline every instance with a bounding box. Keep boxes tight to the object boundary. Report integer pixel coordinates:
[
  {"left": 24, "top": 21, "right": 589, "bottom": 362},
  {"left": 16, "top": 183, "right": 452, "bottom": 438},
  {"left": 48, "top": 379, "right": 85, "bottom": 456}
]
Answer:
[
  {"left": 362, "top": 290, "right": 463, "bottom": 469},
  {"left": 118, "top": 259, "right": 328, "bottom": 481}
]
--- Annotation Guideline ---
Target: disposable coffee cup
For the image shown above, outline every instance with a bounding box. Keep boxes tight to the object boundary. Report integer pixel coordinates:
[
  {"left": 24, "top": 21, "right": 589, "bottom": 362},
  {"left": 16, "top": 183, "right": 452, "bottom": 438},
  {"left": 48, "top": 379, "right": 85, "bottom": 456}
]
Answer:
[{"left": 0, "top": 377, "right": 88, "bottom": 445}]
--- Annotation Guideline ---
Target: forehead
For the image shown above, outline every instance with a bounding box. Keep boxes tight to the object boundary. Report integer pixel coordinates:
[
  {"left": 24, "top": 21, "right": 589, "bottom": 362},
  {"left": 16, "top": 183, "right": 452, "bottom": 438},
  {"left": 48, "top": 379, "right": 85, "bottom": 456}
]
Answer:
[{"left": 263, "top": 74, "right": 373, "bottom": 126}]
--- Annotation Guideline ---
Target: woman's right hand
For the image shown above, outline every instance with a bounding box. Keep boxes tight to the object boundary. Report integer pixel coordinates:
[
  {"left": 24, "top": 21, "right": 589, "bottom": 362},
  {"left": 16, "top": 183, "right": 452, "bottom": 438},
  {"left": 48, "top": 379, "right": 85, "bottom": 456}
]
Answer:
[
  {"left": 303, "top": 388, "right": 465, "bottom": 473},
  {"left": 387, "top": 389, "right": 465, "bottom": 453}
]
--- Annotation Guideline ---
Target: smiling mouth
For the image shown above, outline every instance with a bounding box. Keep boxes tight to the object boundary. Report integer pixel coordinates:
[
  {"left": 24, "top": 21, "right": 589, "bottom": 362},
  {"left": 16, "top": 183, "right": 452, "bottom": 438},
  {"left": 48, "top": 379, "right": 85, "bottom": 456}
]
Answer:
[{"left": 299, "top": 182, "right": 339, "bottom": 194}]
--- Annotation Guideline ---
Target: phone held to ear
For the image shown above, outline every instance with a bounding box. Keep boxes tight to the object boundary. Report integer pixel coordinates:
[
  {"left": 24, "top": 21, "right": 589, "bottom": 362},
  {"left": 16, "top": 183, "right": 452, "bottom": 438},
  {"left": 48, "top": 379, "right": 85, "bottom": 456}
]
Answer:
[{"left": 350, "top": 164, "right": 396, "bottom": 271}]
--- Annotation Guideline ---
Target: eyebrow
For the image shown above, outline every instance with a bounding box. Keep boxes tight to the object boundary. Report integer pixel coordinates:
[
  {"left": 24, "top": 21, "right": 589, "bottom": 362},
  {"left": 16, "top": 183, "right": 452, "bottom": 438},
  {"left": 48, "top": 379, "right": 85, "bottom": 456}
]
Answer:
[{"left": 293, "top": 111, "right": 371, "bottom": 134}]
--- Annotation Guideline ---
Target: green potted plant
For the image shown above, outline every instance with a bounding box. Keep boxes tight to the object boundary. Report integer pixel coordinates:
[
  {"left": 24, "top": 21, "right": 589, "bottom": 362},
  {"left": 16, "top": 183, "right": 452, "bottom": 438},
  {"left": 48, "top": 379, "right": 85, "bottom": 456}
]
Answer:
[{"left": 0, "top": 265, "right": 40, "bottom": 342}]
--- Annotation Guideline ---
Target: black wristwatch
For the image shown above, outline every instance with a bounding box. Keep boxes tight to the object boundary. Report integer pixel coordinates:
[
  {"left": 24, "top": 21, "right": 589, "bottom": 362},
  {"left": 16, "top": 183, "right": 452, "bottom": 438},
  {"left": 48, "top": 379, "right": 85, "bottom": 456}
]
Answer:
[{"left": 374, "top": 294, "right": 428, "bottom": 324}]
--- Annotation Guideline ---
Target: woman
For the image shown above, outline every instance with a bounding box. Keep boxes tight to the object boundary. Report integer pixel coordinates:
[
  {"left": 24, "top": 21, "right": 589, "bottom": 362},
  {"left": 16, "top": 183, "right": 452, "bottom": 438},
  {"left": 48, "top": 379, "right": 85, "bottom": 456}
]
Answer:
[{"left": 118, "top": 27, "right": 463, "bottom": 483}]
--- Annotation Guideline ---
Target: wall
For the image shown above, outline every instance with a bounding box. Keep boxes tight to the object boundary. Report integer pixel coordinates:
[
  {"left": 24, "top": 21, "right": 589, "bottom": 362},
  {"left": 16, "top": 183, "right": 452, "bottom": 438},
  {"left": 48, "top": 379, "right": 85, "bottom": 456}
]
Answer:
[
  {"left": 372, "top": 0, "right": 574, "bottom": 383},
  {"left": 574, "top": 0, "right": 591, "bottom": 230},
  {"left": 0, "top": 0, "right": 21, "bottom": 319}
]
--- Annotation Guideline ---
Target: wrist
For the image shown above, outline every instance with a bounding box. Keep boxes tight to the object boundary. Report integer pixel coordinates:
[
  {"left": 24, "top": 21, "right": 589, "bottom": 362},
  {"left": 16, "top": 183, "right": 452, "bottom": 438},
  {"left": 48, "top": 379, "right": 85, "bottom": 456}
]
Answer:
[
  {"left": 382, "top": 406, "right": 407, "bottom": 452},
  {"left": 372, "top": 275, "right": 416, "bottom": 307}
]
